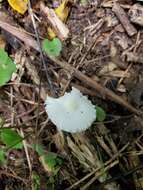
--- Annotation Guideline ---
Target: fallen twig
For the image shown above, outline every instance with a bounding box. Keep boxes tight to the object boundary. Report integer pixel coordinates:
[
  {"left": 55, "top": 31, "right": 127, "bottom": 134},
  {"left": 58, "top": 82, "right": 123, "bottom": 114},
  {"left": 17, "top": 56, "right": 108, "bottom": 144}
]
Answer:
[{"left": 112, "top": 2, "right": 137, "bottom": 36}]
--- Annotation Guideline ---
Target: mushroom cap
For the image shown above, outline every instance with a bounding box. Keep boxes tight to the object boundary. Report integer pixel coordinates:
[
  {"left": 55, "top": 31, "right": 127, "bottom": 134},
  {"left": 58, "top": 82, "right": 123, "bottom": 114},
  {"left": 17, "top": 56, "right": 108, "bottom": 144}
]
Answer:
[{"left": 45, "top": 87, "right": 96, "bottom": 133}]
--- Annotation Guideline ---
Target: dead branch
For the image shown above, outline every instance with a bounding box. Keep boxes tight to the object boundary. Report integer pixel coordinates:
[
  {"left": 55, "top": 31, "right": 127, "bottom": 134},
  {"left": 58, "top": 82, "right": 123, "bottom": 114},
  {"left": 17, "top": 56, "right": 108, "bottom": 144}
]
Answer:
[
  {"left": 52, "top": 58, "right": 142, "bottom": 116},
  {"left": 112, "top": 3, "right": 137, "bottom": 36}
]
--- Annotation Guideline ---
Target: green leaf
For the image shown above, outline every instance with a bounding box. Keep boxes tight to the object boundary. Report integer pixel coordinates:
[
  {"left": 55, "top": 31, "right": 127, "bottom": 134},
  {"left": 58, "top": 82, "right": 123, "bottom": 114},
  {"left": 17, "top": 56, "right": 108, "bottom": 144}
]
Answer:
[
  {"left": 42, "top": 38, "right": 62, "bottom": 57},
  {"left": 33, "top": 143, "right": 45, "bottom": 156},
  {"left": 32, "top": 172, "right": 40, "bottom": 190},
  {"left": 96, "top": 106, "right": 106, "bottom": 122},
  {"left": 43, "top": 153, "right": 57, "bottom": 169},
  {"left": 40, "top": 152, "right": 63, "bottom": 174},
  {"left": 0, "top": 149, "right": 6, "bottom": 164},
  {"left": 0, "top": 48, "right": 16, "bottom": 86},
  {"left": 0, "top": 128, "right": 23, "bottom": 149}
]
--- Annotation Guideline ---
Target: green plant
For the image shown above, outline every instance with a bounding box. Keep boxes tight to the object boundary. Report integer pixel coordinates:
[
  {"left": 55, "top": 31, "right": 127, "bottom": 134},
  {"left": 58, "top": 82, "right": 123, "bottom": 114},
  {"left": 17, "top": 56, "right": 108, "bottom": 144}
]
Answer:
[
  {"left": 0, "top": 149, "right": 6, "bottom": 164},
  {"left": 96, "top": 106, "right": 106, "bottom": 122},
  {"left": 0, "top": 128, "right": 23, "bottom": 149},
  {"left": 42, "top": 38, "right": 62, "bottom": 57},
  {"left": 40, "top": 152, "right": 63, "bottom": 174},
  {"left": 33, "top": 144, "right": 63, "bottom": 174},
  {"left": 32, "top": 143, "right": 63, "bottom": 189},
  {"left": 32, "top": 172, "right": 41, "bottom": 190},
  {"left": 0, "top": 48, "right": 16, "bottom": 86},
  {"left": 33, "top": 143, "right": 45, "bottom": 156},
  {"left": 0, "top": 128, "right": 23, "bottom": 165}
]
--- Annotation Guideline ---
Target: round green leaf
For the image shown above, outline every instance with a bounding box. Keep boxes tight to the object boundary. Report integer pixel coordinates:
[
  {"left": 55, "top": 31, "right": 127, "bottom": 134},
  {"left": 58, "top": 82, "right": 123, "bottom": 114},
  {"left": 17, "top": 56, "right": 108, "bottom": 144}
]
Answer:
[
  {"left": 42, "top": 38, "right": 62, "bottom": 57},
  {"left": 0, "top": 128, "right": 23, "bottom": 149},
  {"left": 0, "top": 48, "right": 16, "bottom": 86}
]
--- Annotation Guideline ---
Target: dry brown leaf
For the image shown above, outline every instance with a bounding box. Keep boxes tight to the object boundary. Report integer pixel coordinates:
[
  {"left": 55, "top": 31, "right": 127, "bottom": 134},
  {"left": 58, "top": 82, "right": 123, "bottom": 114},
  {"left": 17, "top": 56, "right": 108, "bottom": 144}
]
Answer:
[{"left": 99, "top": 62, "right": 117, "bottom": 76}]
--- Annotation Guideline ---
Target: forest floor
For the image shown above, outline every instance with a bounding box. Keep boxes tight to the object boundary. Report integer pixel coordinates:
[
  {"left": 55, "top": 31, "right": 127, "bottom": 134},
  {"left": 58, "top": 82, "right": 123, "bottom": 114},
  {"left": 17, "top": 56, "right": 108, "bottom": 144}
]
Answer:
[{"left": 0, "top": 0, "right": 143, "bottom": 190}]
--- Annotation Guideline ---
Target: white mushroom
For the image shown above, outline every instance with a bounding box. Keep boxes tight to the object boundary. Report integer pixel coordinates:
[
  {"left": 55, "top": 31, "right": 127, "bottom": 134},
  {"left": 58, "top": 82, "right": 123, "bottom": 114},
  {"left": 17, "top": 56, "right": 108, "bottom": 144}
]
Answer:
[{"left": 45, "top": 87, "right": 96, "bottom": 133}]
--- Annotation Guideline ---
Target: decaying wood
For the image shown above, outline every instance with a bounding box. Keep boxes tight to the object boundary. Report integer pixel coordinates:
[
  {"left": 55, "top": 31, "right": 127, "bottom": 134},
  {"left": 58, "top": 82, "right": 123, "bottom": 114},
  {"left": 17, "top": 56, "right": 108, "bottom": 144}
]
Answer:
[
  {"left": 112, "top": 3, "right": 137, "bottom": 36},
  {"left": 0, "top": 15, "right": 142, "bottom": 116},
  {"left": 129, "top": 4, "right": 143, "bottom": 26},
  {"left": 125, "top": 52, "right": 143, "bottom": 64},
  {"left": 0, "top": 20, "right": 39, "bottom": 51},
  {"left": 40, "top": 2, "right": 69, "bottom": 41}
]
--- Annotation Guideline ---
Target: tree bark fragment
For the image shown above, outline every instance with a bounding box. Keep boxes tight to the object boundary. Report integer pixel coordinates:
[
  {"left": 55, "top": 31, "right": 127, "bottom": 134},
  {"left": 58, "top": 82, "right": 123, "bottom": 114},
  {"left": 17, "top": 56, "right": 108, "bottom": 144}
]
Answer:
[{"left": 112, "top": 3, "right": 137, "bottom": 36}]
